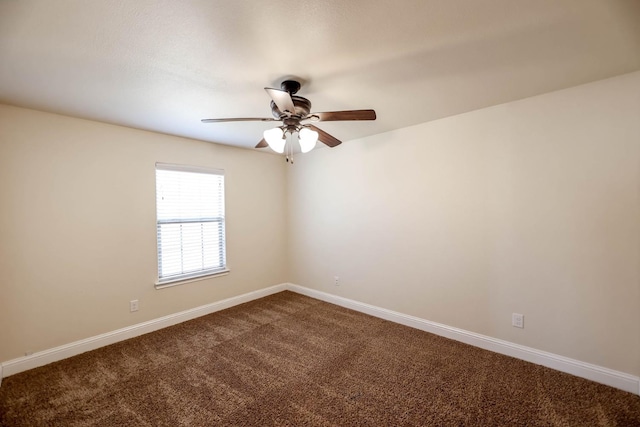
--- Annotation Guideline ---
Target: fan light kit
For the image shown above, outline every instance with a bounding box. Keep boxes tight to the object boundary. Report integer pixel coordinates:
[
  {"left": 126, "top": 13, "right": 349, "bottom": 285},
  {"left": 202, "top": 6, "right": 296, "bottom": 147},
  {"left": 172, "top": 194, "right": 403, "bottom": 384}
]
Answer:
[{"left": 202, "top": 79, "right": 376, "bottom": 163}]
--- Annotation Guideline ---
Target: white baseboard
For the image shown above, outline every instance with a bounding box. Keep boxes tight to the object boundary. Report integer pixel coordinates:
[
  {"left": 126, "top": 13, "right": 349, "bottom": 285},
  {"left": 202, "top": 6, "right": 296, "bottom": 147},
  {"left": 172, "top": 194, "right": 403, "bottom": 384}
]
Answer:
[
  {"left": 0, "top": 283, "right": 287, "bottom": 384},
  {"left": 2, "top": 282, "right": 638, "bottom": 396},
  {"left": 285, "top": 284, "right": 640, "bottom": 396}
]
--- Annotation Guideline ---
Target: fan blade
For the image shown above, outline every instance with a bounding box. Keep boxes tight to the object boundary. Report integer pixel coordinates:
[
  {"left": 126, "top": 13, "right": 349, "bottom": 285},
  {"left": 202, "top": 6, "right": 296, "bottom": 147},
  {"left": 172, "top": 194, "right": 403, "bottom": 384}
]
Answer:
[
  {"left": 201, "top": 117, "right": 276, "bottom": 123},
  {"left": 308, "top": 125, "right": 342, "bottom": 148},
  {"left": 312, "top": 109, "right": 376, "bottom": 122},
  {"left": 255, "top": 138, "right": 268, "bottom": 148},
  {"left": 265, "top": 88, "right": 296, "bottom": 115}
]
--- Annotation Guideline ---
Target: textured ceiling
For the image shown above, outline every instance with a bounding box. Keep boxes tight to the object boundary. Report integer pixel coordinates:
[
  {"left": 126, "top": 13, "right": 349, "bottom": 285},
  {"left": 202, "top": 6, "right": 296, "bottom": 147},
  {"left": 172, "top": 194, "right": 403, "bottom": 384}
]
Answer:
[{"left": 1, "top": 0, "right": 640, "bottom": 151}]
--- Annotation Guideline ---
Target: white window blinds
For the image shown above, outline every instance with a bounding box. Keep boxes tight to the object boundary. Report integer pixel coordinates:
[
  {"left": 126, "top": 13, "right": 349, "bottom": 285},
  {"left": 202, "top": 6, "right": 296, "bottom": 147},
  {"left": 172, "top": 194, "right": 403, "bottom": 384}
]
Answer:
[{"left": 155, "top": 163, "right": 227, "bottom": 285}]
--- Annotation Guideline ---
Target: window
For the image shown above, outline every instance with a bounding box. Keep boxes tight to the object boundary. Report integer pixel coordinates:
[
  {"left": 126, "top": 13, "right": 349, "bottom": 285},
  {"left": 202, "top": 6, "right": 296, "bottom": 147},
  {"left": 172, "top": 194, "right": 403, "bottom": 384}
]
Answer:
[{"left": 155, "top": 163, "right": 227, "bottom": 287}]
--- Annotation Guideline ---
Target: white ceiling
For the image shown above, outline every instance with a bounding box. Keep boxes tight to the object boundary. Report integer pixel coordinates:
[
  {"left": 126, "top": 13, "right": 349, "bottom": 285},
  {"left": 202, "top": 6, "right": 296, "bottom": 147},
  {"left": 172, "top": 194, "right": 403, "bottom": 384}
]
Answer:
[{"left": 1, "top": 0, "right": 639, "bottom": 151}]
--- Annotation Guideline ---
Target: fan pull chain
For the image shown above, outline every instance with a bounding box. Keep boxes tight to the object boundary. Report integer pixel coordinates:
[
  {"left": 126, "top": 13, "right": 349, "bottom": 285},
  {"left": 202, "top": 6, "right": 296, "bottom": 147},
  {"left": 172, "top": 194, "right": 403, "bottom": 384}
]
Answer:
[
  {"left": 284, "top": 131, "right": 294, "bottom": 165},
  {"left": 290, "top": 134, "right": 294, "bottom": 164},
  {"left": 285, "top": 132, "right": 290, "bottom": 163}
]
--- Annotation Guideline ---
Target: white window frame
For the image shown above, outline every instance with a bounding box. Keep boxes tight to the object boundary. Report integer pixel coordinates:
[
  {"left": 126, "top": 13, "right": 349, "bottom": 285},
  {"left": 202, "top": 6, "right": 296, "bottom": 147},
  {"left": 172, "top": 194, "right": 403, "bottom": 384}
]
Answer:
[{"left": 154, "top": 163, "right": 229, "bottom": 289}]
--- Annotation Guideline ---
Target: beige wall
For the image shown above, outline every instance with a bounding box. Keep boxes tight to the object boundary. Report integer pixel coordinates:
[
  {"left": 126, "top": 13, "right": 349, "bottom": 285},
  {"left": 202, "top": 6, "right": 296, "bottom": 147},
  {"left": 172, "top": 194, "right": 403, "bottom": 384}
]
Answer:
[
  {"left": 287, "top": 72, "right": 640, "bottom": 376},
  {"left": 0, "top": 105, "right": 288, "bottom": 361}
]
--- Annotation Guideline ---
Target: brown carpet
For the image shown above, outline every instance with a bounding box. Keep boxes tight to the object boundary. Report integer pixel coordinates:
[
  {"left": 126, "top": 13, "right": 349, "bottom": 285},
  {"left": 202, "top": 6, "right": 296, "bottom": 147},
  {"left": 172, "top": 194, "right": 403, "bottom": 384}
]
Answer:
[{"left": 0, "top": 291, "right": 638, "bottom": 426}]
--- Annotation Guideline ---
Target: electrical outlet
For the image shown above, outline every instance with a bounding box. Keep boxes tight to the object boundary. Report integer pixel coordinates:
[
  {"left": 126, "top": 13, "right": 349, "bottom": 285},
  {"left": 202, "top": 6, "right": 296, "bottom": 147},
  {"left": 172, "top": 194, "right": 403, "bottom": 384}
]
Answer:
[
  {"left": 512, "top": 313, "right": 524, "bottom": 328},
  {"left": 334, "top": 276, "right": 340, "bottom": 286},
  {"left": 130, "top": 299, "right": 139, "bottom": 312}
]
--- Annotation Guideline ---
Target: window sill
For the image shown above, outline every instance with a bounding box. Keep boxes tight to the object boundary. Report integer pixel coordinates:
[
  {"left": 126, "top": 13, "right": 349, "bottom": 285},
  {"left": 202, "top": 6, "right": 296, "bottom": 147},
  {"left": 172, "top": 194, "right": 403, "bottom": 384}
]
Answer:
[{"left": 154, "top": 269, "right": 230, "bottom": 290}]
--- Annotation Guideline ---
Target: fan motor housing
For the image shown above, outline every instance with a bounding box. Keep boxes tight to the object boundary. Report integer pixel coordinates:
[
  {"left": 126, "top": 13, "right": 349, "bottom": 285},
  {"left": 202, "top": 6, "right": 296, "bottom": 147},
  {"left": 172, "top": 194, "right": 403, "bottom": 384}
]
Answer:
[{"left": 271, "top": 96, "right": 312, "bottom": 119}]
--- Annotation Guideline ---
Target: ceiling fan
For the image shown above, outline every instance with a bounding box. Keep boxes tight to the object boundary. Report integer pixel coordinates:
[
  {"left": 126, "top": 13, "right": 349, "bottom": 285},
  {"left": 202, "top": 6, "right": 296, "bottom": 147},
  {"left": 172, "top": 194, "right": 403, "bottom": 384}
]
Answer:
[{"left": 201, "top": 79, "right": 376, "bottom": 162}]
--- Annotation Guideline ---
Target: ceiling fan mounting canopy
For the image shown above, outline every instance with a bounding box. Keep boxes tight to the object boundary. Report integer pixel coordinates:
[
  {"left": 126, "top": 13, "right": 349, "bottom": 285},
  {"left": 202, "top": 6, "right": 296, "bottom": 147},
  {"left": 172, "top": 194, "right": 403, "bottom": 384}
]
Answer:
[
  {"left": 279, "top": 79, "right": 301, "bottom": 94},
  {"left": 201, "top": 79, "right": 376, "bottom": 151}
]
